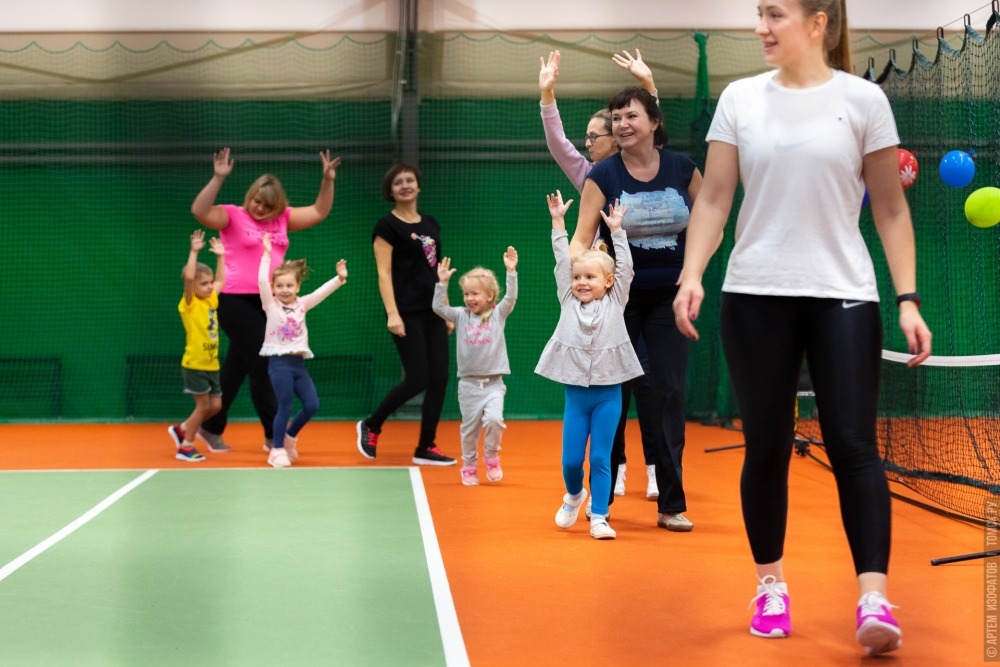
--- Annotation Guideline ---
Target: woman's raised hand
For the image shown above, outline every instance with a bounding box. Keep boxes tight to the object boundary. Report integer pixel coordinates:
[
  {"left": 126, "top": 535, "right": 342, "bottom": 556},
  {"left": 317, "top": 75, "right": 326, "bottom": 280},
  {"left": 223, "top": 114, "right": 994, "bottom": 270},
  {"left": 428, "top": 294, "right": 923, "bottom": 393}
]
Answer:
[
  {"left": 213, "top": 147, "right": 234, "bottom": 178},
  {"left": 612, "top": 49, "right": 654, "bottom": 91},
  {"left": 320, "top": 150, "right": 342, "bottom": 181},
  {"left": 538, "top": 50, "right": 560, "bottom": 94}
]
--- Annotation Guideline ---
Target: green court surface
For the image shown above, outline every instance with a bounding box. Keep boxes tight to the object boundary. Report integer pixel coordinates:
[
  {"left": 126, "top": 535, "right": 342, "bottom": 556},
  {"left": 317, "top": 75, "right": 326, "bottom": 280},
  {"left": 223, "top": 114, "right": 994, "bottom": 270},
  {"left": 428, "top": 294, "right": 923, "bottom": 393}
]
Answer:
[{"left": 0, "top": 468, "right": 467, "bottom": 666}]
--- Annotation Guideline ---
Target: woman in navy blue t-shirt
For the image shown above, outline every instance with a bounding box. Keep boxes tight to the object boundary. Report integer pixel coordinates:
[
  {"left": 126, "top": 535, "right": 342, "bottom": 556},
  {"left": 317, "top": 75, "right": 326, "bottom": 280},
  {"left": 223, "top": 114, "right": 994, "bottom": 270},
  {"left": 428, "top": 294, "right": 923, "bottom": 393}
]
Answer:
[{"left": 571, "top": 87, "right": 702, "bottom": 532}]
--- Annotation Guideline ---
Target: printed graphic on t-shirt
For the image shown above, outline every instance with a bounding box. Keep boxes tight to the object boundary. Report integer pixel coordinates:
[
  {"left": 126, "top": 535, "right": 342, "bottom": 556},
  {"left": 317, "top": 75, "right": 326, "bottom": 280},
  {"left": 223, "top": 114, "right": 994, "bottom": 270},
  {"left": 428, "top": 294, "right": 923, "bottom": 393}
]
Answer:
[
  {"left": 462, "top": 322, "right": 493, "bottom": 345},
  {"left": 411, "top": 233, "right": 438, "bottom": 267},
  {"left": 276, "top": 317, "right": 303, "bottom": 341},
  {"left": 208, "top": 308, "right": 218, "bottom": 340},
  {"left": 620, "top": 188, "right": 690, "bottom": 249}
]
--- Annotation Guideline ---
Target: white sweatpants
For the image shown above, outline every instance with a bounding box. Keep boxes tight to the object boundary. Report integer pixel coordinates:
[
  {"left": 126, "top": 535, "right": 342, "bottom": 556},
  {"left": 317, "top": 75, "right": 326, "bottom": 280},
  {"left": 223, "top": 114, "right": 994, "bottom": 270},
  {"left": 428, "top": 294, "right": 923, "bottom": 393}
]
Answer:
[{"left": 457, "top": 375, "right": 507, "bottom": 467}]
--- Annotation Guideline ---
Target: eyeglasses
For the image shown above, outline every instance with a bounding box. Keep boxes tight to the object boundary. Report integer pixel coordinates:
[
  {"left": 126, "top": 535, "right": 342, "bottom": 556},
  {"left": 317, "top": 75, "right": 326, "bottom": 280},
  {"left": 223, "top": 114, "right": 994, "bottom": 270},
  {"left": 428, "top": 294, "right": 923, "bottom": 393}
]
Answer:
[{"left": 584, "top": 132, "right": 612, "bottom": 143}]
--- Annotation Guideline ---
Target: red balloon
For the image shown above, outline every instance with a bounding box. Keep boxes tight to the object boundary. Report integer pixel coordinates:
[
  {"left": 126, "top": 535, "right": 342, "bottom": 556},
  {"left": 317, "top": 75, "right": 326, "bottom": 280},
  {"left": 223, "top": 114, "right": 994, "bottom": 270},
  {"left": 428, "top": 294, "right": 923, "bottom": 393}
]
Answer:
[{"left": 898, "top": 148, "right": 918, "bottom": 190}]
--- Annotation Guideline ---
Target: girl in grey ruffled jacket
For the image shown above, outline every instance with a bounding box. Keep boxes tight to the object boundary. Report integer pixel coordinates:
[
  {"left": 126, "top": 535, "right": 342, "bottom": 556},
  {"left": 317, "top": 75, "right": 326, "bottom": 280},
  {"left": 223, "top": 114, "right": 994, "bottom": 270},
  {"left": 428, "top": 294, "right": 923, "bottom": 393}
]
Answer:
[{"left": 535, "top": 192, "right": 642, "bottom": 540}]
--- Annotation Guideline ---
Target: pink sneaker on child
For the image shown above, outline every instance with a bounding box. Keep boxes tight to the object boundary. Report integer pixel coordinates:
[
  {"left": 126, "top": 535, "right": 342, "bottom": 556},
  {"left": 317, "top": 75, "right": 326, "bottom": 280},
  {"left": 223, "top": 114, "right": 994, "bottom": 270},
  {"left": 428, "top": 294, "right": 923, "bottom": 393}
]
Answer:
[
  {"left": 856, "top": 591, "right": 901, "bottom": 656},
  {"left": 460, "top": 466, "right": 479, "bottom": 486},
  {"left": 484, "top": 456, "right": 503, "bottom": 482},
  {"left": 749, "top": 575, "right": 791, "bottom": 638}
]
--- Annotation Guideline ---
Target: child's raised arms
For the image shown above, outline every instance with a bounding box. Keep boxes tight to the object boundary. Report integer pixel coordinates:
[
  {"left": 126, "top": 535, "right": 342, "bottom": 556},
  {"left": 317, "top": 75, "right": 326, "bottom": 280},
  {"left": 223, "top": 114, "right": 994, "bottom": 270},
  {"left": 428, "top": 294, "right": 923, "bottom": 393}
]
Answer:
[
  {"left": 261, "top": 232, "right": 272, "bottom": 255},
  {"left": 546, "top": 190, "right": 574, "bottom": 231},
  {"left": 437, "top": 256, "right": 457, "bottom": 284},
  {"left": 208, "top": 236, "right": 226, "bottom": 293},
  {"left": 504, "top": 246, "right": 518, "bottom": 272},
  {"left": 599, "top": 198, "right": 629, "bottom": 232}
]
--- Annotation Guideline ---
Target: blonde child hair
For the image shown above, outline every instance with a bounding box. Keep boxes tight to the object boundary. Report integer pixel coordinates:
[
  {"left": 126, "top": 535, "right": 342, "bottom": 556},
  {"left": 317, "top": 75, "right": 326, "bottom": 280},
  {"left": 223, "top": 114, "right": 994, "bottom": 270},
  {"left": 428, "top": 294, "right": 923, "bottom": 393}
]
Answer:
[
  {"left": 182, "top": 262, "right": 214, "bottom": 281},
  {"left": 459, "top": 267, "right": 501, "bottom": 323},
  {"left": 571, "top": 246, "right": 615, "bottom": 280},
  {"left": 271, "top": 258, "right": 311, "bottom": 285}
]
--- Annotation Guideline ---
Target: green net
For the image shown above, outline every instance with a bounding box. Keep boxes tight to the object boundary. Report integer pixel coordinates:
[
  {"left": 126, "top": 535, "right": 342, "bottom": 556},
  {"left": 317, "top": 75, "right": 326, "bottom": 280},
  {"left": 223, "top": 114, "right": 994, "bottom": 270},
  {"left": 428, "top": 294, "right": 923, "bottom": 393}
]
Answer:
[{"left": 0, "top": 25, "right": 985, "bottom": 436}]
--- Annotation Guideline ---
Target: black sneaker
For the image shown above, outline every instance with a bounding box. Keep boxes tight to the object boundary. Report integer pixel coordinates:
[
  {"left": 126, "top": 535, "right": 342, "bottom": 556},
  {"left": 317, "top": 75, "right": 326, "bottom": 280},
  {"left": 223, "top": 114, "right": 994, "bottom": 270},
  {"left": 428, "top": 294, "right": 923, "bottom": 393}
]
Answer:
[
  {"left": 412, "top": 446, "right": 456, "bottom": 466},
  {"left": 356, "top": 420, "right": 378, "bottom": 459}
]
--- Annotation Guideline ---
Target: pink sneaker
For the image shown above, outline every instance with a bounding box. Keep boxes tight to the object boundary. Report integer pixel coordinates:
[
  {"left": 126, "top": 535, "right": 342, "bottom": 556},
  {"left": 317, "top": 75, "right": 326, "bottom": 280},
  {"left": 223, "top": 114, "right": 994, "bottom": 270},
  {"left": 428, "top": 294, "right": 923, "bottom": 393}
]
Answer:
[
  {"left": 856, "top": 591, "right": 901, "bottom": 656},
  {"left": 485, "top": 456, "right": 503, "bottom": 482},
  {"left": 749, "top": 575, "right": 791, "bottom": 638},
  {"left": 460, "top": 466, "right": 479, "bottom": 486}
]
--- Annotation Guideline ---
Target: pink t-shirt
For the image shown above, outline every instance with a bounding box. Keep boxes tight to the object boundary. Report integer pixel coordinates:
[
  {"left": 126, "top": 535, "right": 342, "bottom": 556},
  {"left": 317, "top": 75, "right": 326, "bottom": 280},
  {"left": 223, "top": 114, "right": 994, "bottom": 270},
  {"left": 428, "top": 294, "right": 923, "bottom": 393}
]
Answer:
[{"left": 218, "top": 204, "right": 291, "bottom": 293}]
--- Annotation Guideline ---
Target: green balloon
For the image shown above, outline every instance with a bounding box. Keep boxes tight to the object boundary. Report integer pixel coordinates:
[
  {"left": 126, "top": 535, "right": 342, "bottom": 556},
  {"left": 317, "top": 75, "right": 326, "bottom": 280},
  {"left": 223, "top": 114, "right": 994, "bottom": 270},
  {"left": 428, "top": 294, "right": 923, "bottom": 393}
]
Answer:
[{"left": 964, "top": 187, "right": 1000, "bottom": 228}]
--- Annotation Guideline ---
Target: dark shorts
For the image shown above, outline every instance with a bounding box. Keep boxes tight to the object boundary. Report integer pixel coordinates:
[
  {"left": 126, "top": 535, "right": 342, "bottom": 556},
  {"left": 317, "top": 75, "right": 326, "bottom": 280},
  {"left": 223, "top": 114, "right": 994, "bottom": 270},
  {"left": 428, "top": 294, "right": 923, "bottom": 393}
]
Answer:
[{"left": 182, "top": 368, "right": 222, "bottom": 396}]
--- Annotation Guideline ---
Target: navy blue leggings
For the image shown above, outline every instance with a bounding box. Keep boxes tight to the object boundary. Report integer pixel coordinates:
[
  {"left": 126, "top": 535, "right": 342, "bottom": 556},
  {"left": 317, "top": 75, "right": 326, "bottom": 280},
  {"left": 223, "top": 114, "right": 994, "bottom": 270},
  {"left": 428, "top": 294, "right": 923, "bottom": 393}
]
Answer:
[
  {"left": 268, "top": 355, "right": 319, "bottom": 448},
  {"left": 562, "top": 384, "right": 621, "bottom": 517},
  {"left": 719, "top": 293, "right": 890, "bottom": 575}
]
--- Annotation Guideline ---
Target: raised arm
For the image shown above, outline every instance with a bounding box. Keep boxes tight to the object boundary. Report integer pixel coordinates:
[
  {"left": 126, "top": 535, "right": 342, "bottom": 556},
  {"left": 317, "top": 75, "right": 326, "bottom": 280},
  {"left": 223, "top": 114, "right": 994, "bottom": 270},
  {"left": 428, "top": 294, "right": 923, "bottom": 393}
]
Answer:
[
  {"left": 601, "top": 199, "right": 634, "bottom": 298},
  {"left": 539, "top": 50, "right": 591, "bottom": 192},
  {"left": 547, "top": 191, "right": 576, "bottom": 294},
  {"left": 183, "top": 230, "right": 205, "bottom": 304},
  {"left": 373, "top": 236, "right": 405, "bottom": 337},
  {"left": 302, "top": 259, "right": 347, "bottom": 310},
  {"left": 673, "top": 141, "right": 740, "bottom": 341},
  {"left": 432, "top": 257, "right": 460, "bottom": 322},
  {"left": 496, "top": 246, "right": 519, "bottom": 315},
  {"left": 569, "top": 179, "right": 608, "bottom": 256},
  {"left": 258, "top": 233, "right": 274, "bottom": 310},
  {"left": 208, "top": 236, "right": 226, "bottom": 294},
  {"left": 288, "top": 150, "right": 342, "bottom": 231},
  {"left": 611, "top": 49, "right": 658, "bottom": 97},
  {"left": 191, "top": 148, "right": 234, "bottom": 231},
  {"left": 864, "top": 145, "right": 932, "bottom": 366}
]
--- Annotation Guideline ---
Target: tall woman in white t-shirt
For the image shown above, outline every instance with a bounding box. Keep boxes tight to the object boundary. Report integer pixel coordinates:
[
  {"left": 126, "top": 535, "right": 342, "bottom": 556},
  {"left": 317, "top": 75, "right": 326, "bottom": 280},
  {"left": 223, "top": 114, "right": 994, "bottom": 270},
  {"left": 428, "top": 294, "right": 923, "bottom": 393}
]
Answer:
[{"left": 673, "top": 0, "right": 930, "bottom": 656}]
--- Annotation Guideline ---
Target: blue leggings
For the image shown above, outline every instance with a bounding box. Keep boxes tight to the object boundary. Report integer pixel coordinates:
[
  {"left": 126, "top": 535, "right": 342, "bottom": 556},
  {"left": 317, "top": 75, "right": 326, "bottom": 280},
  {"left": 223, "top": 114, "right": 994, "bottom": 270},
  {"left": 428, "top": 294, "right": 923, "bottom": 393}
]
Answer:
[
  {"left": 562, "top": 384, "right": 621, "bottom": 517},
  {"left": 268, "top": 355, "right": 319, "bottom": 449}
]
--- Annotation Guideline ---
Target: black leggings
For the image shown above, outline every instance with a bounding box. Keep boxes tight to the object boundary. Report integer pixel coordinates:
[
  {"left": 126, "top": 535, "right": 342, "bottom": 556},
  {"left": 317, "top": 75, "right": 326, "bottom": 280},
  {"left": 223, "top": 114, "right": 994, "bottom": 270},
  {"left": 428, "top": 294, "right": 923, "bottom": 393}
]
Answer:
[
  {"left": 201, "top": 292, "right": 277, "bottom": 438},
  {"left": 610, "top": 287, "right": 690, "bottom": 513},
  {"left": 719, "top": 293, "right": 891, "bottom": 575},
  {"left": 367, "top": 310, "right": 450, "bottom": 450}
]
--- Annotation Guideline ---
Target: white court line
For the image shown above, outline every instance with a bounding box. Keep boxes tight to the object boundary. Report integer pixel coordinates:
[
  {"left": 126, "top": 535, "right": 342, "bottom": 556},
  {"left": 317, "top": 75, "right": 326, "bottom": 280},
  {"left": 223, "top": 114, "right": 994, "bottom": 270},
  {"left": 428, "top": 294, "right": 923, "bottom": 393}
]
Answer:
[
  {"left": 409, "top": 467, "right": 470, "bottom": 667},
  {"left": 0, "top": 469, "right": 158, "bottom": 583}
]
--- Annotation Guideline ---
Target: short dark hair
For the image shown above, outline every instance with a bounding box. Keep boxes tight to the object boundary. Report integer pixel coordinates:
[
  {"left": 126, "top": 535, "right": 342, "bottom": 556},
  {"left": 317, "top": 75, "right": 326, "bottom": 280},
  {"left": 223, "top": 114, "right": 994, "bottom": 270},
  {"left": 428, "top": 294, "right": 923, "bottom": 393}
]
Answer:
[
  {"left": 382, "top": 162, "right": 422, "bottom": 202},
  {"left": 607, "top": 86, "right": 668, "bottom": 147}
]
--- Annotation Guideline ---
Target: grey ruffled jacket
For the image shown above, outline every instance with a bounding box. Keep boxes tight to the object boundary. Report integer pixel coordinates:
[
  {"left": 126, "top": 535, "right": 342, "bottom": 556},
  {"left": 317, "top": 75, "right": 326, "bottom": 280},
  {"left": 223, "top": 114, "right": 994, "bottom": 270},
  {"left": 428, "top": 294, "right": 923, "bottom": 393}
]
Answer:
[{"left": 534, "top": 229, "right": 643, "bottom": 387}]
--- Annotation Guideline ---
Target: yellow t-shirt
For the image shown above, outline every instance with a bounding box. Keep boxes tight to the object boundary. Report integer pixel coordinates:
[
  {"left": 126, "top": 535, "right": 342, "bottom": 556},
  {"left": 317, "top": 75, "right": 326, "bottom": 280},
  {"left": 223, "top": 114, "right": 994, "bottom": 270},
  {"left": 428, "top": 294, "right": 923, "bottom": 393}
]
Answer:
[{"left": 178, "top": 291, "right": 220, "bottom": 371}]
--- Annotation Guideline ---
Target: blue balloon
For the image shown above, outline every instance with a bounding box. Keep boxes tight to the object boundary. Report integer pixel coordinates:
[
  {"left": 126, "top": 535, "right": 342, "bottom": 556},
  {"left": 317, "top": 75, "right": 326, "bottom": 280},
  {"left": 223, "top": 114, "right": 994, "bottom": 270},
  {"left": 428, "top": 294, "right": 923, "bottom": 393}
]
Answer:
[{"left": 939, "top": 150, "right": 976, "bottom": 188}]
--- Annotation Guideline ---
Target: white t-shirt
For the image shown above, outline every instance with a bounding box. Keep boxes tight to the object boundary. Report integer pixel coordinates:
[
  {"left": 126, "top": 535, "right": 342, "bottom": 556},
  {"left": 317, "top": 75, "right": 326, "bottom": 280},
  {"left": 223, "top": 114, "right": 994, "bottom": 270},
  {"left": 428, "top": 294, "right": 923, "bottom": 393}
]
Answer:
[{"left": 707, "top": 69, "right": 900, "bottom": 301}]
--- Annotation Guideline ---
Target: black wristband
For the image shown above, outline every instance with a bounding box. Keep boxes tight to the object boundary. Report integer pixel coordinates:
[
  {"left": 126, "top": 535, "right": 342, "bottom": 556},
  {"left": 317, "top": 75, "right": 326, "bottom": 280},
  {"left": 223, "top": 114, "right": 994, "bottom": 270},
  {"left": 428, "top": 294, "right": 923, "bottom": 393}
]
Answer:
[{"left": 895, "top": 292, "right": 921, "bottom": 308}]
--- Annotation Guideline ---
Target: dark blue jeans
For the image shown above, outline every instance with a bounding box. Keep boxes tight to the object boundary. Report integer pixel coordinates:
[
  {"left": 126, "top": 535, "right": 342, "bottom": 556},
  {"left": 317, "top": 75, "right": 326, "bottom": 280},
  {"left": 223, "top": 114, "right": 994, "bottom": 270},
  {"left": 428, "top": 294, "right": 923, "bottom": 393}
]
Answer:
[{"left": 268, "top": 354, "right": 319, "bottom": 449}]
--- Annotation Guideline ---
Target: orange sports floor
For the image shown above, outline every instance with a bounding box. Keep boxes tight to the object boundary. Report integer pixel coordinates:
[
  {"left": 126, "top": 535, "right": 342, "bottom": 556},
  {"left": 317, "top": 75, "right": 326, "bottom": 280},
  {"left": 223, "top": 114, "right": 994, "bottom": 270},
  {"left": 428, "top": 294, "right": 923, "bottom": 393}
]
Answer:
[{"left": 0, "top": 420, "right": 986, "bottom": 666}]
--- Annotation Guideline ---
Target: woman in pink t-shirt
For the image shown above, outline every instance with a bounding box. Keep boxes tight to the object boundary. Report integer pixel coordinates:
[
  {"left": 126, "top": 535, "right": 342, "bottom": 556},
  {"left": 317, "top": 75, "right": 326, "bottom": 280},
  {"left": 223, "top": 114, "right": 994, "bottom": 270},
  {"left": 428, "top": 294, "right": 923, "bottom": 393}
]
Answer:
[{"left": 190, "top": 146, "right": 341, "bottom": 453}]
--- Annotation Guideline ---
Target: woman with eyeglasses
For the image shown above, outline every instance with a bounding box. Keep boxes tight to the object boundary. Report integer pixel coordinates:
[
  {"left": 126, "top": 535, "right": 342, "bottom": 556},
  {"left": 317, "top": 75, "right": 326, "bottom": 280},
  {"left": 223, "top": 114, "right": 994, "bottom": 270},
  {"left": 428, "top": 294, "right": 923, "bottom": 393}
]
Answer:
[
  {"left": 570, "top": 86, "right": 703, "bottom": 535},
  {"left": 538, "top": 49, "right": 663, "bottom": 508}
]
